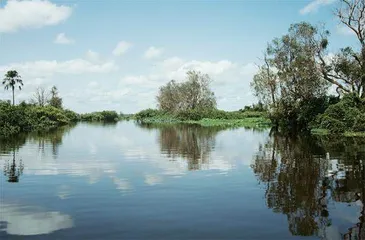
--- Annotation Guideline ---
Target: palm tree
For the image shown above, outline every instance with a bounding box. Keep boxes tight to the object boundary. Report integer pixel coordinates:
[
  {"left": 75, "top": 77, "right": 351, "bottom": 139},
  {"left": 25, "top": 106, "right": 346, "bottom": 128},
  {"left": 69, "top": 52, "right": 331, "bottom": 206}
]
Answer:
[{"left": 2, "top": 70, "right": 23, "bottom": 105}]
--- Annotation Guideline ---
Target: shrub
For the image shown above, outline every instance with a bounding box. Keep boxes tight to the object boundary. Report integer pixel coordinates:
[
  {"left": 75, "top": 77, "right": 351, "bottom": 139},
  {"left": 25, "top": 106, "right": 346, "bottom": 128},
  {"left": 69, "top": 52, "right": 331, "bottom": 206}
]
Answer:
[
  {"left": 100, "top": 111, "right": 119, "bottom": 122},
  {"left": 135, "top": 109, "right": 166, "bottom": 120},
  {"left": 0, "top": 101, "right": 78, "bottom": 137},
  {"left": 353, "top": 114, "right": 365, "bottom": 132},
  {"left": 80, "top": 111, "right": 119, "bottom": 122},
  {"left": 319, "top": 115, "right": 346, "bottom": 134}
]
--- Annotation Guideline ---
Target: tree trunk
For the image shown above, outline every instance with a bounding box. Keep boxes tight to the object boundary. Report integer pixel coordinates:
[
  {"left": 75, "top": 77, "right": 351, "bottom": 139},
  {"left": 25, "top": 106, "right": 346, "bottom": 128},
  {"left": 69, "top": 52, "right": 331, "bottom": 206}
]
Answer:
[{"left": 12, "top": 86, "right": 15, "bottom": 105}]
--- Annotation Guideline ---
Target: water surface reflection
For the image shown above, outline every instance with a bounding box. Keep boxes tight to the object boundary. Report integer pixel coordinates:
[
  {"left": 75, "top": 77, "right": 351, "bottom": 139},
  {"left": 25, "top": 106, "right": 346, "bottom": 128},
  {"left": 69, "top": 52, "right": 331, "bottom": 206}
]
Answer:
[
  {"left": 252, "top": 131, "right": 365, "bottom": 239},
  {"left": 1, "top": 122, "right": 365, "bottom": 239}
]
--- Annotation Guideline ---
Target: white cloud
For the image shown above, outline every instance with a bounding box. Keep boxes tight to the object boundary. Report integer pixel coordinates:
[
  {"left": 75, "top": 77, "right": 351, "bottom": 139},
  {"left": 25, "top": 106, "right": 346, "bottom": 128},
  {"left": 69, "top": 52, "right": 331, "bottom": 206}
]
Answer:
[
  {"left": 144, "top": 46, "right": 164, "bottom": 59},
  {"left": 86, "top": 50, "right": 100, "bottom": 62},
  {"left": 54, "top": 33, "right": 74, "bottom": 44},
  {"left": 0, "top": 0, "right": 72, "bottom": 33},
  {"left": 118, "top": 57, "right": 257, "bottom": 111},
  {"left": 299, "top": 0, "right": 336, "bottom": 15},
  {"left": 112, "top": 41, "right": 132, "bottom": 56},
  {"left": 0, "top": 58, "right": 118, "bottom": 77},
  {"left": 88, "top": 81, "right": 99, "bottom": 88}
]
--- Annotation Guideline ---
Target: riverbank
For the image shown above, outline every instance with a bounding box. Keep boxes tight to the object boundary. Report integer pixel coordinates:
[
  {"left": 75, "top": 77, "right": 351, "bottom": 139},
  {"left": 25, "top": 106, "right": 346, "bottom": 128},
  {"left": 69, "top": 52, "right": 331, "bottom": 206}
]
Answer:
[
  {"left": 134, "top": 109, "right": 271, "bottom": 129},
  {"left": 0, "top": 101, "right": 121, "bottom": 138},
  {"left": 137, "top": 117, "right": 271, "bottom": 128}
]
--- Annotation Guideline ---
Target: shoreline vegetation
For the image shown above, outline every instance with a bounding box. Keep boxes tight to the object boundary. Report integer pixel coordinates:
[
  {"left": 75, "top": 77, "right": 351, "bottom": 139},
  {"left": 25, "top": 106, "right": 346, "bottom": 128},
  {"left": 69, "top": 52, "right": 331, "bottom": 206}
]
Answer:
[
  {"left": 133, "top": 108, "right": 271, "bottom": 129},
  {"left": 2, "top": 0, "right": 365, "bottom": 138}
]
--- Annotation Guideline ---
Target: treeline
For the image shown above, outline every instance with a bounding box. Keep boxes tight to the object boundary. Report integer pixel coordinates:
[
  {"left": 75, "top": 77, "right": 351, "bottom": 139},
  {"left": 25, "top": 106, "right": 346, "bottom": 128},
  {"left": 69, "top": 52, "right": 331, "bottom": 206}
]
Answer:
[
  {"left": 0, "top": 100, "right": 78, "bottom": 137},
  {"left": 251, "top": 0, "right": 365, "bottom": 134},
  {"left": 0, "top": 70, "right": 120, "bottom": 137}
]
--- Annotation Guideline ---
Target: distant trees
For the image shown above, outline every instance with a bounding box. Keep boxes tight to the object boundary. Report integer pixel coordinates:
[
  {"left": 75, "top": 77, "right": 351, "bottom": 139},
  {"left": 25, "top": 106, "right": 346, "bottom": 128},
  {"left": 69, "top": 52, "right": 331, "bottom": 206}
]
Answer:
[
  {"left": 2, "top": 70, "right": 23, "bottom": 105},
  {"left": 156, "top": 71, "right": 217, "bottom": 112},
  {"left": 31, "top": 85, "right": 63, "bottom": 109}
]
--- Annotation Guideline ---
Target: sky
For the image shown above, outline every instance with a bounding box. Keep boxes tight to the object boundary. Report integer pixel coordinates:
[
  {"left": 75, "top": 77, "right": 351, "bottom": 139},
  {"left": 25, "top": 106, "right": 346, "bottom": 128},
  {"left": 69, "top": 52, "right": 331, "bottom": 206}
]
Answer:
[{"left": 0, "top": 0, "right": 359, "bottom": 113}]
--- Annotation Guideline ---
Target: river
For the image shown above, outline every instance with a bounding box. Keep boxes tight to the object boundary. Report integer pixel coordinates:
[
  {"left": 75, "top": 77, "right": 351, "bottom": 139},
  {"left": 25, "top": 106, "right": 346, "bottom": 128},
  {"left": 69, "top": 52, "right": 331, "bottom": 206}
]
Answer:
[{"left": 1, "top": 121, "right": 364, "bottom": 239}]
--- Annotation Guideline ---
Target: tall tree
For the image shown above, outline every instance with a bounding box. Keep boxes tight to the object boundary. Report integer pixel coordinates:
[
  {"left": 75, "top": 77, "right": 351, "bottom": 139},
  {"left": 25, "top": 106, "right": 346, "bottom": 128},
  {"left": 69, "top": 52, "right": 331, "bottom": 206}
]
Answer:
[
  {"left": 48, "top": 86, "right": 63, "bottom": 109},
  {"left": 157, "top": 71, "right": 216, "bottom": 112},
  {"left": 2, "top": 70, "right": 23, "bottom": 105},
  {"left": 251, "top": 22, "right": 330, "bottom": 128}
]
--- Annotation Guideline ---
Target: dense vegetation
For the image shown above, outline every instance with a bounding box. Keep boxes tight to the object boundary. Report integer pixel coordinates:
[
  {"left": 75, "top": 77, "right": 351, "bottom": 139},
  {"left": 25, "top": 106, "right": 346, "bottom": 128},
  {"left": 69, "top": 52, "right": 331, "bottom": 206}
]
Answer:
[
  {"left": 0, "top": 71, "right": 118, "bottom": 138},
  {"left": 134, "top": 107, "right": 269, "bottom": 128},
  {"left": 0, "top": 100, "right": 78, "bottom": 137},
  {"left": 250, "top": 0, "right": 365, "bottom": 135},
  {"left": 157, "top": 70, "right": 216, "bottom": 112},
  {"left": 80, "top": 111, "right": 119, "bottom": 122}
]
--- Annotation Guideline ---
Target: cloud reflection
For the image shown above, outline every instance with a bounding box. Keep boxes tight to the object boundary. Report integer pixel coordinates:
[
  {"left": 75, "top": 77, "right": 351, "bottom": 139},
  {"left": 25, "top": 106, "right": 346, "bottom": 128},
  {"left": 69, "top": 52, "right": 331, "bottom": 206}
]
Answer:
[{"left": 0, "top": 203, "right": 73, "bottom": 236}]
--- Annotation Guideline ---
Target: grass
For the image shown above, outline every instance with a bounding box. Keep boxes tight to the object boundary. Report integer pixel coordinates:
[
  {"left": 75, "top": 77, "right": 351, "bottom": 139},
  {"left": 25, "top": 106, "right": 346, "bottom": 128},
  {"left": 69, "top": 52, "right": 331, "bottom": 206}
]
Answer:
[
  {"left": 311, "top": 128, "right": 365, "bottom": 137},
  {"left": 187, "top": 118, "right": 271, "bottom": 128},
  {"left": 135, "top": 115, "right": 271, "bottom": 129}
]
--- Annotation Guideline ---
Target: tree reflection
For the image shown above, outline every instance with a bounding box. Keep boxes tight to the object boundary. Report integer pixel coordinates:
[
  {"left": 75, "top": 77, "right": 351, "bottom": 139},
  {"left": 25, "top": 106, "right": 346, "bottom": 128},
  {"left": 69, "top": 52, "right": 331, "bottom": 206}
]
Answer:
[
  {"left": 252, "top": 132, "right": 365, "bottom": 238},
  {"left": 1, "top": 125, "right": 73, "bottom": 182},
  {"left": 138, "top": 123, "right": 226, "bottom": 170},
  {"left": 3, "top": 150, "right": 24, "bottom": 183},
  {"left": 26, "top": 125, "right": 74, "bottom": 158}
]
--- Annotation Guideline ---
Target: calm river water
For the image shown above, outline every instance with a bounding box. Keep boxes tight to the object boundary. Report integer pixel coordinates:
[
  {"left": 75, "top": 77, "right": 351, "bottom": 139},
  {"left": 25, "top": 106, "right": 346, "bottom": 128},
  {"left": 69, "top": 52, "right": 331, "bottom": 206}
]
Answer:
[{"left": 1, "top": 121, "right": 364, "bottom": 239}]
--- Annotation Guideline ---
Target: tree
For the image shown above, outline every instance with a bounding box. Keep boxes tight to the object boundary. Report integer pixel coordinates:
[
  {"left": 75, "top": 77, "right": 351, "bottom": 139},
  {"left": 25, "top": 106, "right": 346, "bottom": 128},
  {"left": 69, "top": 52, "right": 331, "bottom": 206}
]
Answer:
[
  {"left": 48, "top": 86, "right": 63, "bottom": 109},
  {"left": 318, "top": 0, "right": 365, "bottom": 97},
  {"left": 2, "top": 70, "right": 23, "bottom": 105},
  {"left": 252, "top": 22, "right": 330, "bottom": 128},
  {"left": 157, "top": 71, "right": 216, "bottom": 112},
  {"left": 251, "top": 56, "right": 279, "bottom": 108},
  {"left": 31, "top": 87, "right": 50, "bottom": 107}
]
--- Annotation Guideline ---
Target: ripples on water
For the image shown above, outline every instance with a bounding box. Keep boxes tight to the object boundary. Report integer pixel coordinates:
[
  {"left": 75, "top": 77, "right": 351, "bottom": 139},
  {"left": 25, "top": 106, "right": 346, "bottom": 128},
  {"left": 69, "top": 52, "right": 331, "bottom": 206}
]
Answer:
[{"left": 0, "top": 122, "right": 364, "bottom": 239}]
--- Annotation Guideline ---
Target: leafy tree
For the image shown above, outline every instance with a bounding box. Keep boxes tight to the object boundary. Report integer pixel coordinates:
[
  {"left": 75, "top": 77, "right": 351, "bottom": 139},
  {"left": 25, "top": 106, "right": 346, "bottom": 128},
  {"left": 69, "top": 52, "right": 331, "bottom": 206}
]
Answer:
[
  {"left": 157, "top": 71, "right": 216, "bottom": 112},
  {"left": 2, "top": 70, "right": 23, "bottom": 105},
  {"left": 48, "top": 86, "right": 63, "bottom": 109},
  {"left": 252, "top": 22, "right": 330, "bottom": 129}
]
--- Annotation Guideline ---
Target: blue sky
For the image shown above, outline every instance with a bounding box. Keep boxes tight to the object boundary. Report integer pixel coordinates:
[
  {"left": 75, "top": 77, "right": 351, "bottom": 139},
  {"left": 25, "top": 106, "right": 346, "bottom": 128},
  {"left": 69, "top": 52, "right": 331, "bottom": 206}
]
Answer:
[{"left": 0, "top": 0, "right": 358, "bottom": 113}]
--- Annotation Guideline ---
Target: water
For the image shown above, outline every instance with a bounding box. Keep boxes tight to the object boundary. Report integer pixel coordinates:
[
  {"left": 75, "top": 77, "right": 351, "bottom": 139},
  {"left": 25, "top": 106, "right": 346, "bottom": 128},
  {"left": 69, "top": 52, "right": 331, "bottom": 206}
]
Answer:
[{"left": 1, "top": 122, "right": 364, "bottom": 239}]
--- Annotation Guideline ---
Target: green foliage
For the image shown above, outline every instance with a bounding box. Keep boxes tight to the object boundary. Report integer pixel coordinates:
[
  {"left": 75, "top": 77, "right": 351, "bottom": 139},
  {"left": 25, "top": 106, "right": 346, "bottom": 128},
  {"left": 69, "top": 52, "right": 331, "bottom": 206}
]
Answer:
[
  {"left": 313, "top": 94, "right": 365, "bottom": 134},
  {"left": 157, "top": 71, "right": 217, "bottom": 112},
  {"left": 135, "top": 108, "right": 268, "bottom": 125},
  {"left": 352, "top": 114, "right": 365, "bottom": 132},
  {"left": 2, "top": 70, "right": 23, "bottom": 105},
  {"left": 49, "top": 86, "right": 63, "bottom": 109},
  {"left": 80, "top": 110, "right": 119, "bottom": 122},
  {"left": 0, "top": 101, "right": 78, "bottom": 137},
  {"left": 319, "top": 116, "right": 346, "bottom": 134}
]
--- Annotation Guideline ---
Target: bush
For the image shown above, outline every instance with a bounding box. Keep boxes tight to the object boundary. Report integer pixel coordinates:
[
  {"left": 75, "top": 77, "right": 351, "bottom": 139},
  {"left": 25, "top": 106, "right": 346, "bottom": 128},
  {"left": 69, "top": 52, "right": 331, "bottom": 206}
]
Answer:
[
  {"left": 353, "top": 114, "right": 365, "bottom": 132},
  {"left": 0, "top": 102, "right": 77, "bottom": 137},
  {"left": 135, "top": 109, "right": 166, "bottom": 120},
  {"left": 319, "top": 115, "right": 346, "bottom": 134},
  {"left": 80, "top": 111, "right": 119, "bottom": 122},
  {"left": 313, "top": 94, "right": 365, "bottom": 134}
]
